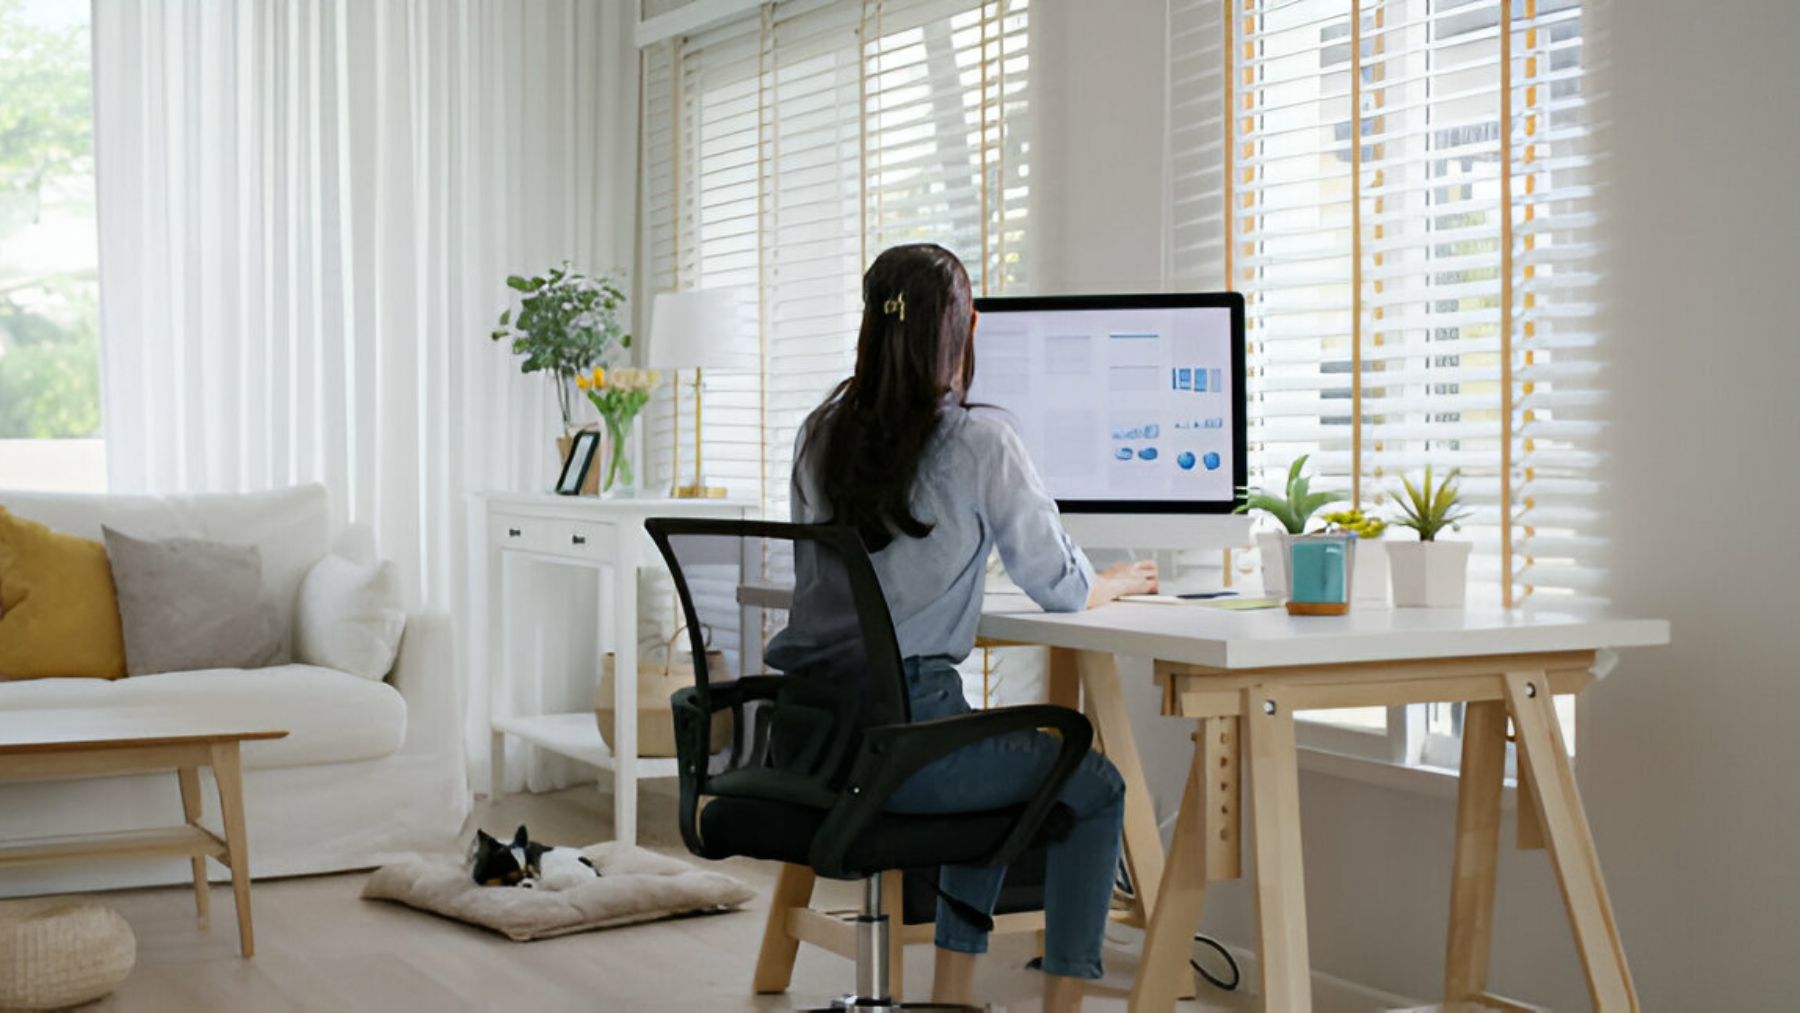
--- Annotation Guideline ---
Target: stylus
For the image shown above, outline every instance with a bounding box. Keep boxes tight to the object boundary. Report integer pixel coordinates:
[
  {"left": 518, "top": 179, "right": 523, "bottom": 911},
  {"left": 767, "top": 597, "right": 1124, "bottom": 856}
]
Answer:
[{"left": 1176, "top": 591, "right": 1238, "bottom": 600}]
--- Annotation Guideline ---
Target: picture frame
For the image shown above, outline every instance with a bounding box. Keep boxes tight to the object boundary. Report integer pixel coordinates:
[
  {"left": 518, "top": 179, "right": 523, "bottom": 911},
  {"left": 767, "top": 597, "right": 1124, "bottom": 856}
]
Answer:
[{"left": 555, "top": 429, "right": 600, "bottom": 496}]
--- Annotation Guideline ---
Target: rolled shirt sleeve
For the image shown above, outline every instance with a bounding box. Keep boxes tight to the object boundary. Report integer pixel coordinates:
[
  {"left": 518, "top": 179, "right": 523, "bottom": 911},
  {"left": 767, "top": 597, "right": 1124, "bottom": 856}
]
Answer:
[{"left": 979, "top": 418, "right": 1094, "bottom": 613}]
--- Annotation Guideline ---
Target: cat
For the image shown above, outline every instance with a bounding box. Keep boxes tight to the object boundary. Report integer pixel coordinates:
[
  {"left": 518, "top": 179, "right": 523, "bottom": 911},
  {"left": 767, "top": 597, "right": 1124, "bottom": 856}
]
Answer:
[{"left": 468, "top": 824, "right": 599, "bottom": 890}]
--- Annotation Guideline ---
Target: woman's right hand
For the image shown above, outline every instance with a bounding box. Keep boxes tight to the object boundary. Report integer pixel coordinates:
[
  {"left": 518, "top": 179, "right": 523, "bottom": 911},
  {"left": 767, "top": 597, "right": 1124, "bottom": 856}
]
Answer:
[{"left": 1087, "top": 560, "right": 1159, "bottom": 608}]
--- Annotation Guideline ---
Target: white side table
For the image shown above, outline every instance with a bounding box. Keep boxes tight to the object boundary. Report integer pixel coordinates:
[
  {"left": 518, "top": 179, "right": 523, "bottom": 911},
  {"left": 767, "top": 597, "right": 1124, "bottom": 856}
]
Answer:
[{"left": 471, "top": 493, "right": 752, "bottom": 845}]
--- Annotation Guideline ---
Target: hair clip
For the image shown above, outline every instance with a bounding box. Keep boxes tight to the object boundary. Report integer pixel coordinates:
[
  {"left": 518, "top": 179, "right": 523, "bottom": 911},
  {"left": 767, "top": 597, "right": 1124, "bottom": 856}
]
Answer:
[{"left": 882, "top": 293, "right": 906, "bottom": 322}]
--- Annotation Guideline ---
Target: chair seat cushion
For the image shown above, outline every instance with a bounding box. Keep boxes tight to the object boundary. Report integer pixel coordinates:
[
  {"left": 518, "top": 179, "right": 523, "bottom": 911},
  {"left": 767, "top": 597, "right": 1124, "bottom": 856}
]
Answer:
[{"left": 697, "top": 797, "right": 1027, "bottom": 878}]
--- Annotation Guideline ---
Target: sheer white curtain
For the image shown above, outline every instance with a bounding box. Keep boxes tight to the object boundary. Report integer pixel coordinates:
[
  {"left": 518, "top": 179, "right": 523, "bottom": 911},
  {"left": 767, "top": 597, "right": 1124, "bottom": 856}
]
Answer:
[{"left": 92, "top": 0, "right": 639, "bottom": 789}]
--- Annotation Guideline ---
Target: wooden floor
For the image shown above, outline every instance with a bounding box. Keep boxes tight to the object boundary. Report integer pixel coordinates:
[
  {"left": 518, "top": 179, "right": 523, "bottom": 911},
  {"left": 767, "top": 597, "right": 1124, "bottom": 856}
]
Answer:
[{"left": 14, "top": 782, "right": 1300, "bottom": 1011}]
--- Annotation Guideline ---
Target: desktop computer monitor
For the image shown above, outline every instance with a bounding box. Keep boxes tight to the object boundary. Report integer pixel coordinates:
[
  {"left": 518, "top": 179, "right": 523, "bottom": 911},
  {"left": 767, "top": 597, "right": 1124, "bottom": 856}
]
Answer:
[{"left": 967, "top": 292, "right": 1247, "bottom": 520}]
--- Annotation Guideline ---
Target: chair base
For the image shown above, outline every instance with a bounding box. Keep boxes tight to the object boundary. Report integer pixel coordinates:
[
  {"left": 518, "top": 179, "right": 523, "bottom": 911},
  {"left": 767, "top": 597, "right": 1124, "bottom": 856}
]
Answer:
[
  {"left": 807, "top": 1002, "right": 981, "bottom": 1012},
  {"left": 794, "top": 878, "right": 987, "bottom": 1013}
]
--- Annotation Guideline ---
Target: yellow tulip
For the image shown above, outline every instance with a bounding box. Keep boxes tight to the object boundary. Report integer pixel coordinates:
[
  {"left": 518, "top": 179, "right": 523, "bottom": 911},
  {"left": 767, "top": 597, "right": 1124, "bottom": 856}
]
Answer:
[
  {"left": 592, "top": 367, "right": 606, "bottom": 387},
  {"left": 575, "top": 375, "right": 591, "bottom": 391}
]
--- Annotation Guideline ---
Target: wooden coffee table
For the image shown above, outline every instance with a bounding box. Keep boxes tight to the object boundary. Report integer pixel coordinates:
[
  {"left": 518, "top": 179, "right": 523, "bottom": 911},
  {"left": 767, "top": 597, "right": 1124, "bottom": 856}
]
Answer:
[{"left": 0, "top": 709, "right": 287, "bottom": 957}]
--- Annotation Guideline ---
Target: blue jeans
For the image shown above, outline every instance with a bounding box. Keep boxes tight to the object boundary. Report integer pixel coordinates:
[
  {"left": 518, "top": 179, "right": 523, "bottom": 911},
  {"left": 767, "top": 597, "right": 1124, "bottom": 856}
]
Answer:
[{"left": 886, "top": 656, "right": 1126, "bottom": 981}]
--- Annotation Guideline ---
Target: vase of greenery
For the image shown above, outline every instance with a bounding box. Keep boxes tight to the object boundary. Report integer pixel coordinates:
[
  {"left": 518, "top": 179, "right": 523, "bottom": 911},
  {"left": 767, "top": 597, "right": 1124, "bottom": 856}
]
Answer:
[
  {"left": 1386, "top": 466, "right": 1473, "bottom": 607},
  {"left": 579, "top": 366, "right": 660, "bottom": 496},
  {"left": 1237, "top": 455, "right": 1342, "bottom": 598},
  {"left": 490, "top": 263, "right": 630, "bottom": 442}
]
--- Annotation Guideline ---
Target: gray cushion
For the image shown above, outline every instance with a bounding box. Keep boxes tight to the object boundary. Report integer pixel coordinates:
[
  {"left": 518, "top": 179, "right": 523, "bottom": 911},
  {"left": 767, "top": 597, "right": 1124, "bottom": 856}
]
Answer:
[{"left": 102, "top": 526, "right": 283, "bottom": 676}]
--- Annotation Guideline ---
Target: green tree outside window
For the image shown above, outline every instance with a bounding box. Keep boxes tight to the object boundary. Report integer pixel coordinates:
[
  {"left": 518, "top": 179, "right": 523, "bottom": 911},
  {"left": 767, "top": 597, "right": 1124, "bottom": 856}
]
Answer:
[{"left": 0, "top": 0, "right": 101, "bottom": 439}]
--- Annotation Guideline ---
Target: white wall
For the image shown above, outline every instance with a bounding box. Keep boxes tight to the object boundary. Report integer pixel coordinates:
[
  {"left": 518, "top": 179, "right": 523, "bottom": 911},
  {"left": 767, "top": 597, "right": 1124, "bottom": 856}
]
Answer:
[
  {"left": 1033, "top": 0, "right": 1800, "bottom": 1007},
  {"left": 1580, "top": 1, "right": 1800, "bottom": 1007},
  {"left": 0, "top": 439, "right": 106, "bottom": 492}
]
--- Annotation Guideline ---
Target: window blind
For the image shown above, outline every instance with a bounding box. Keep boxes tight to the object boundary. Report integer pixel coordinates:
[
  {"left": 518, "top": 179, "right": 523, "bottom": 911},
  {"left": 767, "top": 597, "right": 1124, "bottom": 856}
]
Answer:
[
  {"left": 864, "top": 0, "right": 1031, "bottom": 297},
  {"left": 638, "top": 0, "right": 1031, "bottom": 518},
  {"left": 1169, "top": 0, "right": 1601, "bottom": 609}
]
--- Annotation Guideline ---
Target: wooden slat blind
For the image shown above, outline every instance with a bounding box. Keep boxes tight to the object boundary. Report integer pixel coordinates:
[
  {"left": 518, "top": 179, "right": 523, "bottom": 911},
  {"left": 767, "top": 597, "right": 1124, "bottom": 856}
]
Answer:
[
  {"left": 638, "top": 0, "right": 1031, "bottom": 518},
  {"left": 1169, "top": 0, "right": 1601, "bottom": 609}
]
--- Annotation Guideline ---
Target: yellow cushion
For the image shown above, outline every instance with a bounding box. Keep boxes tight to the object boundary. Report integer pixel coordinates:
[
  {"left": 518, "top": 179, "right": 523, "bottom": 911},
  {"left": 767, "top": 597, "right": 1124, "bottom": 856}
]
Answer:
[{"left": 0, "top": 508, "right": 126, "bottom": 680}]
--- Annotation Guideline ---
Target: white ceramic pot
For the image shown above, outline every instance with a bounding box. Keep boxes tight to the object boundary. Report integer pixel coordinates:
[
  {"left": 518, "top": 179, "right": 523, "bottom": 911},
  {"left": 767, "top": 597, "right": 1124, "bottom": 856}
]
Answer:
[
  {"left": 1351, "top": 538, "right": 1389, "bottom": 603},
  {"left": 1386, "top": 540, "right": 1472, "bottom": 607},
  {"left": 1256, "top": 531, "right": 1293, "bottom": 597}
]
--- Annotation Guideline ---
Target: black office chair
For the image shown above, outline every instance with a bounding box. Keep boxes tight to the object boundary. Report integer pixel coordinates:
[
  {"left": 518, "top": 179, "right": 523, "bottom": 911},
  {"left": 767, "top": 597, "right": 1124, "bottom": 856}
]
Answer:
[{"left": 645, "top": 518, "right": 1094, "bottom": 1011}]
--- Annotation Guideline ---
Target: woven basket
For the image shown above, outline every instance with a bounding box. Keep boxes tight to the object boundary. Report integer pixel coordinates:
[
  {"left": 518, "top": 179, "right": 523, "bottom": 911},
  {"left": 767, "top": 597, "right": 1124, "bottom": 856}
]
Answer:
[
  {"left": 597, "top": 629, "right": 730, "bottom": 758},
  {"left": 0, "top": 901, "right": 136, "bottom": 1010}
]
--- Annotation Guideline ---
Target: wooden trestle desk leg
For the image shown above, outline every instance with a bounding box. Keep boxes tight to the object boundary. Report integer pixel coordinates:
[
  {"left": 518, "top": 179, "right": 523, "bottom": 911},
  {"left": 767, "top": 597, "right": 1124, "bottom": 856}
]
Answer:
[
  {"left": 1047, "top": 647, "right": 1080, "bottom": 710},
  {"left": 1515, "top": 744, "right": 1547, "bottom": 851},
  {"left": 1245, "top": 685, "right": 1311, "bottom": 1012},
  {"left": 1129, "top": 717, "right": 1241, "bottom": 1012},
  {"left": 176, "top": 765, "right": 210, "bottom": 923},
  {"left": 754, "top": 863, "right": 817, "bottom": 993},
  {"left": 1445, "top": 699, "right": 1508, "bottom": 1001},
  {"left": 1072, "top": 649, "right": 1167, "bottom": 924},
  {"left": 1504, "top": 671, "right": 1639, "bottom": 1012}
]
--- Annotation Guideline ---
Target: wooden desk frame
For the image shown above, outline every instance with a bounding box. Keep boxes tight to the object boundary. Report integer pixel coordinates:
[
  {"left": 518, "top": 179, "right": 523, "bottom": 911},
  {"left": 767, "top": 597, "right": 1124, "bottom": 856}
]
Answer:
[
  {"left": 1133, "top": 649, "right": 1637, "bottom": 1013},
  {"left": 750, "top": 639, "right": 1638, "bottom": 1012}
]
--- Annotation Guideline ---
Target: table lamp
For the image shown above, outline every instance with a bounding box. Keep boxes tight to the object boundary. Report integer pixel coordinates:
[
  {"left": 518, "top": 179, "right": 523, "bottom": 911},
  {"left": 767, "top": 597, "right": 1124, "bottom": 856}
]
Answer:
[{"left": 646, "top": 289, "right": 753, "bottom": 499}]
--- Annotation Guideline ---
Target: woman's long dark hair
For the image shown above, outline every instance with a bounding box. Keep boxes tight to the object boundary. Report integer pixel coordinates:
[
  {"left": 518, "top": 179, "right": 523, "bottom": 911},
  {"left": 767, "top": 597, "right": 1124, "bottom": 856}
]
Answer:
[{"left": 801, "top": 243, "right": 975, "bottom": 551}]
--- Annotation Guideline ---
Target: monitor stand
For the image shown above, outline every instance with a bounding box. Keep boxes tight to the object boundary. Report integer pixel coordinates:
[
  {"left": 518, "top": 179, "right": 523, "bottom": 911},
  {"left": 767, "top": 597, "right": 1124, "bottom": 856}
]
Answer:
[{"left": 1061, "top": 513, "right": 1252, "bottom": 552}]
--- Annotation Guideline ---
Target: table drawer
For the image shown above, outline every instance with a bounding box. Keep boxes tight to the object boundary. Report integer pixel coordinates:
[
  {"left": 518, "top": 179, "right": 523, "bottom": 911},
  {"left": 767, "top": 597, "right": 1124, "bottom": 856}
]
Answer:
[
  {"left": 555, "top": 519, "right": 610, "bottom": 559},
  {"left": 491, "top": 513, "right": 617, "bottom": 560}
]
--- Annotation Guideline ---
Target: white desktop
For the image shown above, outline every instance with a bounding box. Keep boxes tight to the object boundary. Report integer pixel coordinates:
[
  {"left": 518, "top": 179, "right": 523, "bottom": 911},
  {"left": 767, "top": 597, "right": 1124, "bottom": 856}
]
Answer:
[{"left": 967, "top": 292, "right": 1250, "bottom": 552}]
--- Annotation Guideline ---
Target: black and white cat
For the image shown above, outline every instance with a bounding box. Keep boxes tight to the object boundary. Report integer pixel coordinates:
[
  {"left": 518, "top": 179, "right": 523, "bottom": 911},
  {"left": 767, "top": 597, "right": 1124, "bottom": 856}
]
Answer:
[{"left": 468, "top": 825, "right": 599, "bottom": 891}]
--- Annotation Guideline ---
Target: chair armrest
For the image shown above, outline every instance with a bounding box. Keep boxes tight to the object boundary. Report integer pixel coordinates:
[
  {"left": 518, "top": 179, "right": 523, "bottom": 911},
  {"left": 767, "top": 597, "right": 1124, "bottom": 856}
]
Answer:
[
  {"left": 388, "top": 610, "right": 464, "bottom": 766},
  {"left": 808, "top": 705, "right": 1092, "bottom": 879},
  {"left": 670, "top": 675, "right": 786, "bottom": 778},
  {"left": 671, "top": 676, "right": 796, "bottom": 856}
]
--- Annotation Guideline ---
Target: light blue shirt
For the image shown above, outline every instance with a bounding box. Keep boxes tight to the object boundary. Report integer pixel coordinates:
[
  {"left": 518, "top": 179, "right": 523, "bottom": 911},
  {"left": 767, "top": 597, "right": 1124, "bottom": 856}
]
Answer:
[{"left": 790, "top": 403, "right": 1095, "bottom": 662}]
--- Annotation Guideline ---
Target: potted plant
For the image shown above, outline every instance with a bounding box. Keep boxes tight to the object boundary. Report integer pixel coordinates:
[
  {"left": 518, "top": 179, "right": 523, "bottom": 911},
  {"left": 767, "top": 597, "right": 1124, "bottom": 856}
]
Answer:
[
  {"left": 1324, "top": 508, "right": 1390, "bottom": 602},
  {"left": 490, "top": 263, "right": 630, "bottom": 444},
  {"left": 1386, "top": 466, "right": 1473, "bottom": 607},
  {"left": 1236, "top": 455, "right": 1342, "bottom": 597}
]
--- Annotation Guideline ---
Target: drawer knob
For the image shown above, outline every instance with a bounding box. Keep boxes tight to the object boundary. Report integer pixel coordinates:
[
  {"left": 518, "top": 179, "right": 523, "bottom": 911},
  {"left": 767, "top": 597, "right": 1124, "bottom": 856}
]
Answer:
[
  {"left": 571, "top": 534, "right": 587, "bottom": 546},
  {"left": 507, "top": 527, "right": 522, "bottom": 538}
]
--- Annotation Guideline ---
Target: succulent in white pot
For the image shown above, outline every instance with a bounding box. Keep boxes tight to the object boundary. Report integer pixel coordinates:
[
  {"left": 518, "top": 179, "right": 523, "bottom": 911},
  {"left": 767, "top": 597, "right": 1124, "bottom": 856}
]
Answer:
[
  {"left": 1386, "top": 466, "right": 1473, "bottom": 607},
  {"left": 1236, "top": 455, "right": 1341, "bottom": 598}
]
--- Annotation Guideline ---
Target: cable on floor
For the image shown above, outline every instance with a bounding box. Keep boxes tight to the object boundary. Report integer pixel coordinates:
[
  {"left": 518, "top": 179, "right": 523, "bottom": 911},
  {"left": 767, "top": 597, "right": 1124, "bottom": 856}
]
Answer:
[{"left": 1112, "top": 857, "right": 1241, "bottom": 993}]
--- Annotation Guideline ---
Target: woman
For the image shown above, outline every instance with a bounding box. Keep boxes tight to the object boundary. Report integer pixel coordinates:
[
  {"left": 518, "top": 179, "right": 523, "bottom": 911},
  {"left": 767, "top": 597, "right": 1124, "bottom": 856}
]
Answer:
[{"left": 789, "top": 243, "right": 1157, "bottom": 1009}]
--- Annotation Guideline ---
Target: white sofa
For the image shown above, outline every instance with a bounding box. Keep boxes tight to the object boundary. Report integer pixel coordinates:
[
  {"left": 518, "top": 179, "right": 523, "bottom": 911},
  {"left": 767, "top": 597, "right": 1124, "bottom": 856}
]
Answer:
[{"left": 0, "top": 484, "right": 470, "bottom": 897}]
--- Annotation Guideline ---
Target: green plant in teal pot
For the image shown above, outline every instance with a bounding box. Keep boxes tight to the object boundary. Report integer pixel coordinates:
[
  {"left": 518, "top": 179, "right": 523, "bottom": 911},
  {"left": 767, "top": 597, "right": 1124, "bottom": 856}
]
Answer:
[{"left": 1235, "top": 455, "right": 1344, "bottom": 597}]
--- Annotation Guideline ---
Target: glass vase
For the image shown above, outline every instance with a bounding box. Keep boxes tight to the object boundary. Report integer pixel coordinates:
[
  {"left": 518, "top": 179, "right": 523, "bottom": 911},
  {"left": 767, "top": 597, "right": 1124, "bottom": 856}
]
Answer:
[{"left": 599, "top": 413, "right": 637, "bottom": 498}]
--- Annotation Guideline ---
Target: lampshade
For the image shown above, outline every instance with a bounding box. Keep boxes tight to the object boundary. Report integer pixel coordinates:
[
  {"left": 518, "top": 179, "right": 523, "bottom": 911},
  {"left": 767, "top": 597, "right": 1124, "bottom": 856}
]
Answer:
[{"left": 645, "top": 289, "right": 756, "bottom": 371}]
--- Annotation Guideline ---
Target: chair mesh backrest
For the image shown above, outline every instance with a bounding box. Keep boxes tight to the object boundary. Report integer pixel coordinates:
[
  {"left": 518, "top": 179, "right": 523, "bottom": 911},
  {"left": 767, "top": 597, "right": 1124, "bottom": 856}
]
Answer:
[{"left": 649, "top": 520, "right": 909, "bottom": 795}]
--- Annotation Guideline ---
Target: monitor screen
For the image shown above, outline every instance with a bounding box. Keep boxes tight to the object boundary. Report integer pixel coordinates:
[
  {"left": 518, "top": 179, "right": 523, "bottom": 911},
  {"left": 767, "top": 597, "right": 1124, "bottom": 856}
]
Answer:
[{"left": 967, "top": 293, "right": 1246, "bottom": 513}]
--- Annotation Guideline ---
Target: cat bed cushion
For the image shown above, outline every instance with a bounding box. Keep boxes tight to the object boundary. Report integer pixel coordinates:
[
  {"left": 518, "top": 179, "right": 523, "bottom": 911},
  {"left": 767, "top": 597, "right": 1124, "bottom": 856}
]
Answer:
[
  {"left": 361, "top": 842, "right": 755, "bottom": 941},
  {"left": 0, "top": 900, "right": 137, "bottom": 1010}
]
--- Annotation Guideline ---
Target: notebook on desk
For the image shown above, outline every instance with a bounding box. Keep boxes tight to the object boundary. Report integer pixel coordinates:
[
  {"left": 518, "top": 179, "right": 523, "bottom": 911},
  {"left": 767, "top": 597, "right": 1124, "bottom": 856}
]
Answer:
[{"left": 1120, "top": 593, "right": 1282, "bottom": 610}]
